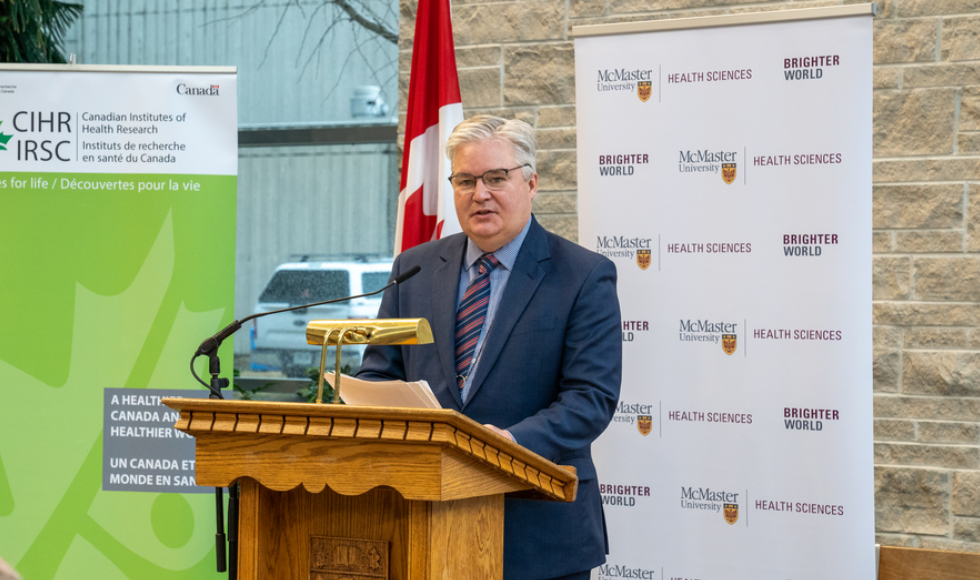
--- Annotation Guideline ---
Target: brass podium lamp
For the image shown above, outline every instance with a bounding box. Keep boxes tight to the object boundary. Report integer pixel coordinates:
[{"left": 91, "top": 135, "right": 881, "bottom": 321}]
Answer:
[{"left": 306, "top": 318, "right": 433, "bottom": 404}]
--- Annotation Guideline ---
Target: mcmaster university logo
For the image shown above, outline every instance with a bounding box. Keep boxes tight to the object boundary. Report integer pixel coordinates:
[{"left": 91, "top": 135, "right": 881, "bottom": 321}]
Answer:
[
  {"left": 596, "top": 68, "right": 654, "bottom": 95},
  {"left": 681, "top": 486, "right": 741, "bottom": 525},
  {"left": 614, "top": 401, "right": 655, "bottom": 436},
  {"left": 679, "top": 319, "right": 738, "bottom": 355}
]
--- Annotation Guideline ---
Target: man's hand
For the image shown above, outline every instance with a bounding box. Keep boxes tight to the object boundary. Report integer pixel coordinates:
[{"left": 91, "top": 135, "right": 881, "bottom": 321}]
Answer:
[{"left": 483, "top": 424, "right": 516, "bottom": 442}]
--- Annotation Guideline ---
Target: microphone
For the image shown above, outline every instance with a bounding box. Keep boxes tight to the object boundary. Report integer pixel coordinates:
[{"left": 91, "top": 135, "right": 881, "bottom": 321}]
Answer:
[
  {"left": 193, "top": 265, "right": 422, "bottom": 359},
  {"left": 394, "top": 265, "right": 421, "bottom": 285}
]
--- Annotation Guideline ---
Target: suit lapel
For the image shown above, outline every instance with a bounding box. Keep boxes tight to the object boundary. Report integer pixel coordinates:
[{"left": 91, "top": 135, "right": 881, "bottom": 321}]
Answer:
[
  {"left": 463, "top": 219, "right": 550, "bottom": 407},
  {"left": 432, "top": 235, "right": 467, "bottom": 409}
]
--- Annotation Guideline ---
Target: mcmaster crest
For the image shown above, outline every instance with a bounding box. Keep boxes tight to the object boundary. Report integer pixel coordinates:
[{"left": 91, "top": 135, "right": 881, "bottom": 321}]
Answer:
[
  {"left": 724, "top": 503, "right": 739, "bottom": 524},
  {"left": 722, "top": 334, "right": 737, "bottom": 355},
  {"left": 637, "top": 81, "right": 652, "bottom": 102},
  {"left": 637, "top": 415, "right": 652, "bottom": 436},
  {"left": 722, "top": 162, "right": 736, "bottom": 184},
  {"left": 636, "top": 249, "right": 651, "bottom": 270}
]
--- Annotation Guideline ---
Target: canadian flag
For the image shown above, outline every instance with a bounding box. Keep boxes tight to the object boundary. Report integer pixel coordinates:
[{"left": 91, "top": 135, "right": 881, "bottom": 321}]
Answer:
[{"left": 394, "top": 0, "right": 464, "bottom": 255}]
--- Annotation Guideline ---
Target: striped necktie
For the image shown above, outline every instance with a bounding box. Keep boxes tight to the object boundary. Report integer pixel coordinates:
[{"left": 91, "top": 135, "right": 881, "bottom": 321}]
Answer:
[{"left": 454, "top": 254, "right": 500, "bottom": 390}]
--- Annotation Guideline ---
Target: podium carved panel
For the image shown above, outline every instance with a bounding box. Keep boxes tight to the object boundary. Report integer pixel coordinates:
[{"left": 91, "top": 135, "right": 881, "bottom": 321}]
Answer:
[{"left": 311, "top": 536, "right": 389, "bottom": 580}]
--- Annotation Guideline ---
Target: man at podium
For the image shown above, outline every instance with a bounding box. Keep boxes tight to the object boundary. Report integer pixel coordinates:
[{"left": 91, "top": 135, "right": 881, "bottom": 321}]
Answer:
[{"left": 358, "top": 115, "right": 623, "bottom": 580}]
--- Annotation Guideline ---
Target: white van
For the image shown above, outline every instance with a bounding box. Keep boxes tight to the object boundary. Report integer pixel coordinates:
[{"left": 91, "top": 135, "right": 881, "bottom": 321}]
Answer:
[{"left": 249, "top": 258, "right": 393, "bottom": 376}]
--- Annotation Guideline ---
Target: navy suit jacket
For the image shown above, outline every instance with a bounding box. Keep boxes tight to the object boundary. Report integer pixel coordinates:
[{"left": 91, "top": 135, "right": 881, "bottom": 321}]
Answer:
[{"left": 358, "top": 216, "right": 622, "bottom": 579}]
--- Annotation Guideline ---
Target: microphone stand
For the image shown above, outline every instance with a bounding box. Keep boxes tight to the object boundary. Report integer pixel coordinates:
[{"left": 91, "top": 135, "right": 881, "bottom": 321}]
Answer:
[
  {"left": 195, "top": 312, "right": 232, "bottom": 575},
  {"left": 187, "top": 264, "right": 420, "bottom": 576}
]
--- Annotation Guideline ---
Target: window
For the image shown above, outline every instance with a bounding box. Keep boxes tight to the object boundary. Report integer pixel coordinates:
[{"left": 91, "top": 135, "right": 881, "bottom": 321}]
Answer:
[{"left": 258, "top": 270, "right": 351, "bottom": 305}]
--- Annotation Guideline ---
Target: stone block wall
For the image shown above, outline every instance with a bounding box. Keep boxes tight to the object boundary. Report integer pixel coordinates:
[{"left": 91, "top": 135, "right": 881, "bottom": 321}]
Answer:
[
  {"left": 870, "top": 0, "right": 980, "bottom": 552},
  {"left": 398, "top": 0, "right": 980, "bottom": 551}
]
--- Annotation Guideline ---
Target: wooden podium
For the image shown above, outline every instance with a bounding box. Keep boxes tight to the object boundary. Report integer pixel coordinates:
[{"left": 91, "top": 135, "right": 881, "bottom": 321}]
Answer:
[{"left": 162, "top": 398, "right": 578, "bottom": 580}]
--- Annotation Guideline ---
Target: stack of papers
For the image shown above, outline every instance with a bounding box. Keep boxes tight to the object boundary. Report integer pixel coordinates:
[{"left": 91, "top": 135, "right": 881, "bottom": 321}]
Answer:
[{"left": 321, "top": 372, "right": 441, "bottom": 409}]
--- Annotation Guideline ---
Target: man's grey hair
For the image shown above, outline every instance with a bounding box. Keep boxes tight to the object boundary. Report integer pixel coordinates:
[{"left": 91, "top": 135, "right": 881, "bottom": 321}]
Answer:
[{"left": 445, "top": 115, "right": 536, "bottom": 180}]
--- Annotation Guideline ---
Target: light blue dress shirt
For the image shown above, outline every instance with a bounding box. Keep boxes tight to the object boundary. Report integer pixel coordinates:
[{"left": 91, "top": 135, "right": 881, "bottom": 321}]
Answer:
[{"left": 455, "top": 217, "right": 532, "bottom": 403}]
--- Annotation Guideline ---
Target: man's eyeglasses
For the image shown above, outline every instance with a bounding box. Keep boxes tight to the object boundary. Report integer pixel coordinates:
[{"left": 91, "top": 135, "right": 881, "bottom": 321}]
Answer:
[{"left": 448, "top": 164, "right": 530, "bottom": 193}]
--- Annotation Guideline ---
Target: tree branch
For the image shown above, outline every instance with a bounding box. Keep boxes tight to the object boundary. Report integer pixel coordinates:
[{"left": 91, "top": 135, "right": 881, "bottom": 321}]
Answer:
[{"left": 329, "top": 0, "right": 397, "bottom": 44}]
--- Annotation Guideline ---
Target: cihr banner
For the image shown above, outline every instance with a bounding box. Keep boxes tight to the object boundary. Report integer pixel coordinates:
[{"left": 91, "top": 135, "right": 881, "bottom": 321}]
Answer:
[{"left": 0, "top": 66, "right": 236, "bottom": 580}]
